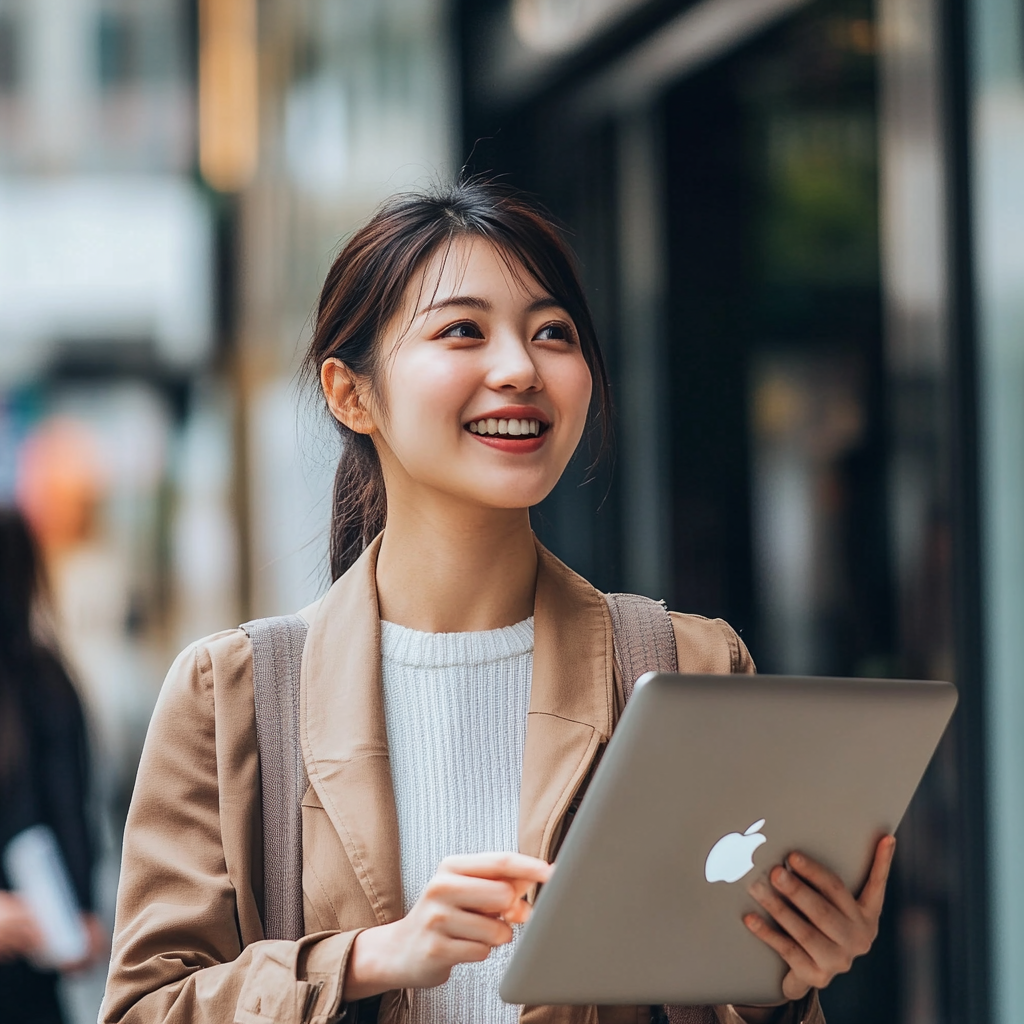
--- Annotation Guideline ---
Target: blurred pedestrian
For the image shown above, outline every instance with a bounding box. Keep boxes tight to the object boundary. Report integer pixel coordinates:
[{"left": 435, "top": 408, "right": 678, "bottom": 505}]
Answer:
[{"left": 0, "top": 508, "right": 105, "bottom": 1023}]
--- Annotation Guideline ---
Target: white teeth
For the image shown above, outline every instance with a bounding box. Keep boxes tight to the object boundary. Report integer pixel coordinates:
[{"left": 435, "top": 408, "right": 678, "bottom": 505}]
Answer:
[{"left": 469, "top": 417, "right": 544, "bottom": 437}]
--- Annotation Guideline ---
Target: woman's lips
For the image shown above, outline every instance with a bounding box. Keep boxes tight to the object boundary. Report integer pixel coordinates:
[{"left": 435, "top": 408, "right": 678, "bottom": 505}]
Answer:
[
  {"left": 463, "top": 407, "right": 551, "bottom": 454},
  {"left": 470, "top": 431, "right": 549, "bottom": 454}
]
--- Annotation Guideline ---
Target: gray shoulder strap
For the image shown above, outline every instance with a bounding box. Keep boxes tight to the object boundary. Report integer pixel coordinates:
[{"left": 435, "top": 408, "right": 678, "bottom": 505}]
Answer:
[
  {"left": 604, "top": 596, "right": 692, "bottom": 1024},
  {"left": 604, "top": 593, "right": 678, "bottom": 702},
  {"left": 241, "top": 613, "right": 309, "bottom": 942}
]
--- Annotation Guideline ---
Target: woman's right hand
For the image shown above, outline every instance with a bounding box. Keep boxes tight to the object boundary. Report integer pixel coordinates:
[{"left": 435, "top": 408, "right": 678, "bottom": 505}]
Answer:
[
  {"left": 0, "top": 891, "right": 43, "bottom": 962},
  {"left": 344, "top": 852, "right": 553, "bottom": 1000}
]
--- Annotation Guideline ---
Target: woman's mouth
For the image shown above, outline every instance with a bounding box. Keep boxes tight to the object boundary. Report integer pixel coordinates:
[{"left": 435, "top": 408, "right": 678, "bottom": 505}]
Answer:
[
  {"left": 468, "top": 417, "right": 544, "bottom": 437},
  {"left": 464, "top": 415, "right": 550, "bottom": 453}
]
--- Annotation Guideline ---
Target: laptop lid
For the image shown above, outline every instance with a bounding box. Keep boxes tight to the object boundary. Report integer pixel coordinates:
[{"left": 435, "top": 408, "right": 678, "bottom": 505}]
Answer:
[{"left": 500, "top": 672, "right": 957, "bottom": 1007}]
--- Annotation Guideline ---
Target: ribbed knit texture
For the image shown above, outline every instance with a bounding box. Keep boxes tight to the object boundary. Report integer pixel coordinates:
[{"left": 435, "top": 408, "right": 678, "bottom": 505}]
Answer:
[{"left": 380, "top": 617, "right": 534, "bottom": 1024}]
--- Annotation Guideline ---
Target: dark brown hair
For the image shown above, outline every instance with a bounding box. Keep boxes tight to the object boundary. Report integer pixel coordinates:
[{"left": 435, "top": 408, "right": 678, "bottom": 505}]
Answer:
[{"left": 304, "top": 179, "right": 612, "bottom": 581}]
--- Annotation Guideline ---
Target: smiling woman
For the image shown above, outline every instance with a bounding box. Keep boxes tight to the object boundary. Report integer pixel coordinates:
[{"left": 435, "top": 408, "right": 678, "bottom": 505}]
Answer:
[{"left": 100, "top": 180, "right": 892, "bottom": 1024}]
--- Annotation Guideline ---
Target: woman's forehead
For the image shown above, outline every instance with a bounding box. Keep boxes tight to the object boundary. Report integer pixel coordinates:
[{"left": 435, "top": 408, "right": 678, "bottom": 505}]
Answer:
[{"left": 412, "top": 235, "right": 552, "bottom": 311}]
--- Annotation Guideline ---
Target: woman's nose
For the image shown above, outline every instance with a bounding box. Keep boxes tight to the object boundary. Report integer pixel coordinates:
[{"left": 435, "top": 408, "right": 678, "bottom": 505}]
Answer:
[{"left": 485, "top": 334, "right": 541, "bottom": 392}]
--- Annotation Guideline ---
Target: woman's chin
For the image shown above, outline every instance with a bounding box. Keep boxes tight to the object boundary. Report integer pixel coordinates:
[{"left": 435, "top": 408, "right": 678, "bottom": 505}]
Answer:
[
  {"left": 390, "top": 459, "right": 566, "bottom": 512},
  {"left": 466, "top": 473, "right": 563, "bottom": 511},
  {"left": 454, "top": 482, "right": 558, "bottom": 513}
]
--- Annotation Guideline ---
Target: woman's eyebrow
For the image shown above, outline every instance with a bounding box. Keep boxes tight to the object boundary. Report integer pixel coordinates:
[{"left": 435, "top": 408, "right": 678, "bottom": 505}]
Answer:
[
  {"left": 420, "top": 295, "right": 565, "bottom": 315},
  {"left": 526, "top": 296, "right": 563, "bottom": 313},
  {"left": 422, "top": 295, "right": 491, "bottom": 314}
]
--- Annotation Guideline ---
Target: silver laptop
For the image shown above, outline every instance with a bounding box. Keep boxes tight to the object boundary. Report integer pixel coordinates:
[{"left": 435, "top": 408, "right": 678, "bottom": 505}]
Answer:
[{"left": 500, "top": 672, "right": 957, "bottom": 1007}]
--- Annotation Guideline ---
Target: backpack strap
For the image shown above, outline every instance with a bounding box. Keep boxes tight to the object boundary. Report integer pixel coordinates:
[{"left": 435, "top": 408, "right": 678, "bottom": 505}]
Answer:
[
  {"left": 555, "top": 595, "right": 678, "bottom": 848},
  {"left": 604, "top": 592, "right": 678, "bottom": 701},
  {"left": 602, "top": 595, "right": 694, "bottom": 1024},
  {"left": 241, "top": 613, "right": 309, "bottom": 942}
]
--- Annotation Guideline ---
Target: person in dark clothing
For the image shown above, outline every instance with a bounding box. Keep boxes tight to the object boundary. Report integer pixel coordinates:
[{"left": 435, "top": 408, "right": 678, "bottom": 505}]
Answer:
[{"left": 0, "top": 508, "right": 103, "bottom": 1024}]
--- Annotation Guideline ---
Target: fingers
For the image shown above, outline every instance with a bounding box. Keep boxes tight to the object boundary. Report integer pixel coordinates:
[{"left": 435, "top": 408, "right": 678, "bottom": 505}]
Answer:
[
  {"left": 444, "top": 938, "right": 495, "bottom": 965},
  {"left": 857, "top": 836, "right": 896, "bottom": 916},
  {"left": 440, "top": 908, "right": 514, "bottom": 948},
  {"left": 746, "top": 844, "right": 893, "bottom": 995},
  {"left": 785, "top": 853, "right": 859, "bottom": 920},
  {"left": 742, "top": 913, "right": 818, "bottom": 995},
  {"left": 426, "top": 872, "right": 522, "bottom": 917},
  {"left": 781, "top": 969, "right": 813, "bottom": 1003},
  {"left": 500, "top": 897, "right": 533, "bottom": 925},
  {"left": 759, "top": 866, "right": 851, "bottom": 948},
  {"left": 439, "top": 853, "right": 553, "bottom": 887},
  {"left": 749, "top": 879, "right": 840, "bottom": 968}
]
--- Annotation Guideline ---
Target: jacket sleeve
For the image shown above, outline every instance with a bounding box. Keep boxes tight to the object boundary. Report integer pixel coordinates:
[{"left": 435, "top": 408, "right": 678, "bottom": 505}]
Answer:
[
  {"left": 667, "top": 613, "right": 755, "bottom": 675},
  {"left": 100, "top": 637, "right": 364, "bottom": 1024}
]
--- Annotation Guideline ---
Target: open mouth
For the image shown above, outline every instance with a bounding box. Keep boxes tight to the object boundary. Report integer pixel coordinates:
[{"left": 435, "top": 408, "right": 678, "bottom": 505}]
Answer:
[{"left": 465, "top": 417, "right": 549, "bottom": 438}]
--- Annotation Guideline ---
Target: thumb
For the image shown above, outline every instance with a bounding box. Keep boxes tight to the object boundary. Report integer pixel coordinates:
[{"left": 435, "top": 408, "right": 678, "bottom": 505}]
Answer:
[
  {"left": 501, "top": 897, "right": 533, "bottom": 925},
  {"left": 781, "top": 969, "right": 810, "bottom": 1002}
]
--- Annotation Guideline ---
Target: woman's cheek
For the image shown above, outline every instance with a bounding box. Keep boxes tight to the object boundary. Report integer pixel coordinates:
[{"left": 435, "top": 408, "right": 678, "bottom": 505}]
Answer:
[
  {"left": 386, "top": 359, "right": 458, "bottom": 433},
  {"left": 556, "top": 358, "right": 593, "bottom": 447}
]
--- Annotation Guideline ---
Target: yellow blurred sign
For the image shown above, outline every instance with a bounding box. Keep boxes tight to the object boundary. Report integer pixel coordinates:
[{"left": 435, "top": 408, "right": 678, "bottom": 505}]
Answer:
[{"left": 199, "top": 0, "right": 258, "bottom": 193}]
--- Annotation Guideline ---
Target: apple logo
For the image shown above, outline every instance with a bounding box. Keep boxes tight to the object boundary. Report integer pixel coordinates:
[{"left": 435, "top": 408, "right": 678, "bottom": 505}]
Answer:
[{"left": 704, "top": 819, "right": 768, "bottom": 883}]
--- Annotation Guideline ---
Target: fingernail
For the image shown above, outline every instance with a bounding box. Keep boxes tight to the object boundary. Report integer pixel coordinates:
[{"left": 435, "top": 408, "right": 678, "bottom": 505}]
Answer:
[
  {"left": 750, "top": 879, "right": 768, "bottom": 898},
  {"left": 773, "top": 867, "right": 792, "bottom": 888},
  {"left": 790, "top": 852, "right": 805, "bottom": 868}
]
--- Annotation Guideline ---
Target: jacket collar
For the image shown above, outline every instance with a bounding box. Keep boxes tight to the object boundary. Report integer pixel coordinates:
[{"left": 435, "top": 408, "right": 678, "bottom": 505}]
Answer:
[{"left": 300, "top": 533, "right": 616, "bottom": 925}]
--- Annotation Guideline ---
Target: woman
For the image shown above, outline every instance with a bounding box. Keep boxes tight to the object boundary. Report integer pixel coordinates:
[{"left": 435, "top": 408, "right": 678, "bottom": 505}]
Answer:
[
  {"left": 101, "top": 182, "right": 893, "bottom": 1024},
  {"left": 0, "top": 508, "right": 103, "bottom": 1023}
]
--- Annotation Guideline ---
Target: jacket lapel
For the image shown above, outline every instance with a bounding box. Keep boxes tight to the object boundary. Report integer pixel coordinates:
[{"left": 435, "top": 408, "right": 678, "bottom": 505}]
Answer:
[
  {"left": 518, "top": 541, "right": 617, "bottom": 864},
  {"left": 300, "top": 535, "right": 404, "bottom": 926}
]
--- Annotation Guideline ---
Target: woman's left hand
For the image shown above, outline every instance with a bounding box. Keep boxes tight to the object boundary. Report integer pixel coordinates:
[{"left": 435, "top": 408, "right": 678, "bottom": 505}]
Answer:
[{"left": 743, "top": 834, "right": 896, "bottom": 1001}]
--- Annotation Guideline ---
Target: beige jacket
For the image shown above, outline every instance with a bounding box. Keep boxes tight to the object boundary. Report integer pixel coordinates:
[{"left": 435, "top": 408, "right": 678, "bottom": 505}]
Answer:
[{"left": 101, "top": 537, "right": 823, "bottom": 1024}]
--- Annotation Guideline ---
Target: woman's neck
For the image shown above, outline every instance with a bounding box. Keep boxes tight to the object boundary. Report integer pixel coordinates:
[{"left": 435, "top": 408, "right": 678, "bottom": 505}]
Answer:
[{"left": 374, "top": 499, "right": 537, "bottom": 633}]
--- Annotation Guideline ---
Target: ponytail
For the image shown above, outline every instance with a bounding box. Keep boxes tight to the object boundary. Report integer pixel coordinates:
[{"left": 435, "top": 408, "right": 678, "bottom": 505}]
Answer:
[
  {"left": 306, "top": 179, "right": 612, "bottom": 581},
  {"left": 328, "top": 431, "right": 386, "bottom": 582}
]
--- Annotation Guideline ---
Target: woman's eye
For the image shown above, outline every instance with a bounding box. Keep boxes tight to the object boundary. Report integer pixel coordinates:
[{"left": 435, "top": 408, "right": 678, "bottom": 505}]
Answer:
[
  {"left": 535, "top": 322, "right": 572, "bottom": 342},
  {"left": 440, "top": 321, "right": 484, "bottom": 339}
]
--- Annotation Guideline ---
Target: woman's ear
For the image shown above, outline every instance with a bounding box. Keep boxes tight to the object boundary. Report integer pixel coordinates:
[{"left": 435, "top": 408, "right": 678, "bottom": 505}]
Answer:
[{"left": 321, "top": 358, "right": 377, "bottom": 434}]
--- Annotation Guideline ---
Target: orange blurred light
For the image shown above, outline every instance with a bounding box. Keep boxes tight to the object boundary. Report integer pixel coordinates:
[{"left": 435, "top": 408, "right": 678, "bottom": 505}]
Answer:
[
  {"left": 15, "top": 419, "right": 106, "bottom": 554},
  {"left": 199, "top": 0, "right": 258, "bottom": 193}
]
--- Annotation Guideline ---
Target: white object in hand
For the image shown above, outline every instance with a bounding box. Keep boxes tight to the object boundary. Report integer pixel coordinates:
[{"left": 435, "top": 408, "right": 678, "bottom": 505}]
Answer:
[
  {"left": 704, "top": 819, "right": 768, "bottom": 883},
  {"left": 2, "top": 825, "right": 88, "bottom": 967}
]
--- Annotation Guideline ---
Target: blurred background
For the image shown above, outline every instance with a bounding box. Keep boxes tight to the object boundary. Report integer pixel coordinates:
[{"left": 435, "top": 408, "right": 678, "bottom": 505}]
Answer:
[{"left": 0, "top": 0, "right": 1020, "bottom": 1021}]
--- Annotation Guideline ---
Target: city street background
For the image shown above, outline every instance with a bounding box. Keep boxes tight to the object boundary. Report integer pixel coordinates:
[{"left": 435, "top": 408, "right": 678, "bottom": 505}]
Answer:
[{"left": 0, "top": 1, "right": 1021, "bottom": 1022}]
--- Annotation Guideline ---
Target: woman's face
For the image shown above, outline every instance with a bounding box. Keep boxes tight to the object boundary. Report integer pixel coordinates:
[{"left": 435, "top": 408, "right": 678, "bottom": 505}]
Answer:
[{"left": 365, "top": 235, "right": 593, "bottom": 512}]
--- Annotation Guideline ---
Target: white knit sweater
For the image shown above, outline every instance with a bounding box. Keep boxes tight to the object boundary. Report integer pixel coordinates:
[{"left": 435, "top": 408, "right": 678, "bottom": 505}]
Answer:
[{"left": 380, "top": 616, "right": 535, "bottom": 1024}]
